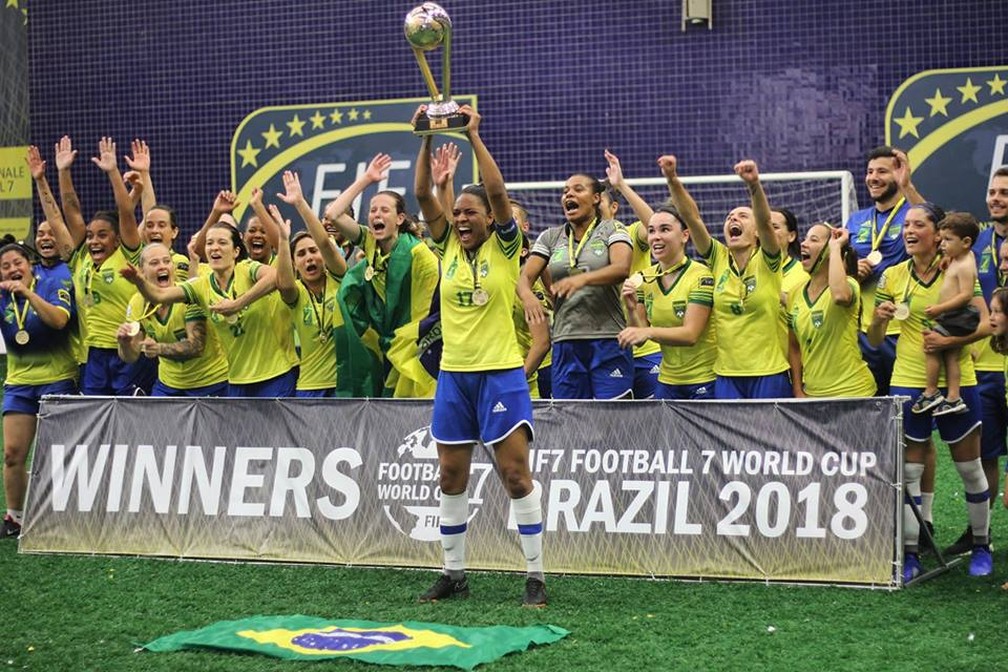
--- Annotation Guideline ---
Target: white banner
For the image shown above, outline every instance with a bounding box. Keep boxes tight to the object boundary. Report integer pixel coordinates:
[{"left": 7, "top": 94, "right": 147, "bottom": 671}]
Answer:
[{"left": 22, "top": 396, "right": 903, "bottom": 586}]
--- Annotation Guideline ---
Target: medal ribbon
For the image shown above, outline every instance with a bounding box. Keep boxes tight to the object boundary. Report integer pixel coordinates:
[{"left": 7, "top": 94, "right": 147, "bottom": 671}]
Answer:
[
  {"left": 870, "top": 197, "right": 905, "bottom": 252},
  {"left": 305, "top": 277, "right": 328, "bottom": 335},
  {"left": 9, "top": 279, "right": 33, "bottom": 332},
  {"left": 131, "top": 301, "right": 160, "bottom": 323},
  {"left": 900, "top": 254, "right": 941, "bottom": 306},
  {"left": 641, "top": 257, "right": 689, "bottom": 285},
  {"left": 567, "top": 218, "right": 598, "bottom": 269}
]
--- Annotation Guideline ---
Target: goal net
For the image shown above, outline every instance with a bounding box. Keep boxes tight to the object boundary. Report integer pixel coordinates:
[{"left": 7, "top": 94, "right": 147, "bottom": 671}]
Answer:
[{"left": 507, "top": 171, "right": 859, "bottom": 243}]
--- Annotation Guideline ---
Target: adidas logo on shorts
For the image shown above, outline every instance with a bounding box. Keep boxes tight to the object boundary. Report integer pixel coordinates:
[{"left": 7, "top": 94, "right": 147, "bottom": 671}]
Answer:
[
  {"left": 649, "top": 365, "right": 660, "bottom": 374},
  {"left": 492, "top": 401, "right": 508, "bottom": 413},
  {"left": 609, "top": 369, "right": 623, "bottom": 378}
]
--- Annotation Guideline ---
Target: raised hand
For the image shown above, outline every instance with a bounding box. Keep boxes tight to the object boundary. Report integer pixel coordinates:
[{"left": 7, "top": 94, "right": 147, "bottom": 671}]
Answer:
[
  {"left": 212, "top": 190, "right": 239, "bottom": 215},
  {"left": 829, "top": 226, "right": 849, "bottom": 249},
  {"left": 604, "top": 149, "right": 624, "bottom": 189},
  {"left": 54, "top": 135, "right": 77, "bottom": 171},
  {"left": 892, "top": 148, "right": 912, "bottom": 189},
  {"left": 431, "top": 143, "right": 460, "bottom": 186},
  {"left": 458, "top": 104, "right": 481, "bottom": 134},
  {"left": 364, "top": 154, "right": 392, "bottom": 183},
  {"left": 657, "top": 155, "right": 678, "bottom": 180},
  {"left": 249, "top": 187, "right": 264, "bottom": 208},
  {"left": 125, "top": 139, "right": 151, "bottom": 172},
  {"left": 734, "top": 160, "right": 760, "bottom": 185},
  {"left": 268, "top": 204, "right": 291, "bottom": 240},
  {"left": 278, "top": 170, "right": 304, "bottom": 205},
  {"left": 91, "top": 137, "right": 118, "bottom": 173},
  {"left": 25, "top": 145, "right": 46, "bottom": 180},
  {"left": 119, "top": 264, "right": 142, "bottom": 286}
]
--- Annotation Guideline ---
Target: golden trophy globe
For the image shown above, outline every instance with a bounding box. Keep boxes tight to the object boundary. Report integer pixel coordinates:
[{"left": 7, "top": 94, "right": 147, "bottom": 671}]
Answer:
[{"left": 404, "top": 3, "right": 469, "bottom": 134}]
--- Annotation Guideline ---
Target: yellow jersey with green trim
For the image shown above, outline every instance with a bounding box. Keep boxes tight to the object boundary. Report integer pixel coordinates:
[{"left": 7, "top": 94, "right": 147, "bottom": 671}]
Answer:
[
  {"left": 434, "top": 220, "right": 524, "bottom": 372},
  {"left": 780, "top": 256, "right": 809, "bottom": 302},
  {"left": 180, "top": 260, "right": 298, "bottom": 384},
  {"left": 171, "top": 251, "right": 191, "bottom": 283},
  {"left": 511, "top": 299, "right": 540, "bottom": 398},
  {"left": 704, "top": 240, "right": 788, "bottom": 376},
  {"left": 640, "top": 259, "right": 716, "bottom": 385},
  {"left": 876, "top": 260, "right": 981, "bottom": 388},
  {"left": 626, "top": 221, "right": 661, "bottom": 360},
  {"left": 71, "top": 243, "right": 143, "bottom": 349},
  {"left": 787, "top": 278, "right": 875, "bottom": 397},
  {"left": 2, "top": 273, "right": 77, "bottom": 385},
  {"left": 126, "top": 293, "right": 229, "bottom": 390},
  {"left": 286, "top": 274, "right": 343, "bottom": 391},
  {"left": 356, "top": 226, "right": 440, "bottom": 324}
]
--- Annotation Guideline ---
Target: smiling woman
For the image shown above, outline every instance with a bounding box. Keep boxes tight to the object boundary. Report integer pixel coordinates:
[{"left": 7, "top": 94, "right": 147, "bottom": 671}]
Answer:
[{"left": 517, "top": 170, "right": 633, "bottom": 400}]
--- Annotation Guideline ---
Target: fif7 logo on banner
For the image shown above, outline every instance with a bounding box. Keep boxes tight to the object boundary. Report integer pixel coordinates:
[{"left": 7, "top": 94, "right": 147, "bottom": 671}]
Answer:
[
  {"left": 886, "top": 66, "right": 1008, "bottom": 219},
  {"left": 229, "top": 97, "right": 478, "bottom": 228}
]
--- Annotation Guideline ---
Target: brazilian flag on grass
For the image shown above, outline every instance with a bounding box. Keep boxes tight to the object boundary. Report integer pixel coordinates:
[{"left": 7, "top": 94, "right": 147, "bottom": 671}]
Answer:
[{"left": 142, "top": 615, "right": 568, "bottom": 670}]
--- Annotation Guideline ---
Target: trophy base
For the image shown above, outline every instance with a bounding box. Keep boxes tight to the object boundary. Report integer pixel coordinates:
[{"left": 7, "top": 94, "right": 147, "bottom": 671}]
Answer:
[{"left": 413, "top": 111, "right": 470, "bottom": 136}]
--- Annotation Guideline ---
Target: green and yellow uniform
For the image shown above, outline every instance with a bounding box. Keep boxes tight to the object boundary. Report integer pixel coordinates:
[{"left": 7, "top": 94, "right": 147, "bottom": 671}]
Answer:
[{"left": 286, "top": 274, "right": 343, "bottom": 391}]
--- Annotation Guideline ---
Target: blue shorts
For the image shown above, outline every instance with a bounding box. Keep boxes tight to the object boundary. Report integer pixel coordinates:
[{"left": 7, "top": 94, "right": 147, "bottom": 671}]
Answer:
[
  {"left": 859, "top": 332, "right": 898, "bottom": 396},
  {"left": 656, "top": 380, "right": 715, "bottom": 401},
  {"left": 3, "top": 379, "right": 77, "bottom": 415},
  {"left": 714, "top": 372, "right": 792, "bottom": 400},
  {"left": 633, "top": 353, "right": 662, "bottom": 399},
  {"left": 228, "top": 368, "right": 298, "bottom": 398},
  {"left": 295, "top": 387, "right": 338, "bottom": 398},
  {"left": 536, "top": 365, "right": 552, "bottom": 399},
  {"left": 82, "top": 347, "right": 153, "bottom": 396},
  {"left": 552, "top": 339, "right": 633, "bottom": 400},
  {"left": 892, "top": 385, "right": 982, "bottom": 444},
  {"left": 152, "top": 379, "right": 229, "bottom": 397},
  {"left": 431, "top": 368, "right": 534, "bottom": 446},
  {"left": 976, "top": 371, "right": 1007, "bottom": 459}
]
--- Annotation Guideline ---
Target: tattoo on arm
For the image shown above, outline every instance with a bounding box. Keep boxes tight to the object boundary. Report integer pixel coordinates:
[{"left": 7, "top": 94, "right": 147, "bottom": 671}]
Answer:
[{"left": 158, "top": 321, "right": 206, "bottom": 361}]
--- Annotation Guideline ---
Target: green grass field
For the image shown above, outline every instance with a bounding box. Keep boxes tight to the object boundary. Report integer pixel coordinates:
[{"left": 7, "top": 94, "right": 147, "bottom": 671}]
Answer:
[{"left": 2, "top": 442, "right": 1006, "bottom": 672}]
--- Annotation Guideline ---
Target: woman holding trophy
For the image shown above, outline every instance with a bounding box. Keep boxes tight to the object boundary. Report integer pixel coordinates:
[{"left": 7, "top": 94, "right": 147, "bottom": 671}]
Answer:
[{"left": 413, "top": 105, "right": 546, "bottom": 608}]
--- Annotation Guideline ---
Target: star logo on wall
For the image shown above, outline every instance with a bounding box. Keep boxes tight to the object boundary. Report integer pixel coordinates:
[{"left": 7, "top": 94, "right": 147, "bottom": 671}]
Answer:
[
  {"left": 957, "top": 78, "right": 981, "bottom": 104},
  {"left": 261, "top": 124, "right": 283, "bottom": 149},
  {"left": 924, "top": 89, "right": 951, "bottom": 117},
  {"left": 237, "top": 140, "right": 261, "bottom": 168},
  {"left": 893, "top": 107, "right": 923, "bottom": 139}
]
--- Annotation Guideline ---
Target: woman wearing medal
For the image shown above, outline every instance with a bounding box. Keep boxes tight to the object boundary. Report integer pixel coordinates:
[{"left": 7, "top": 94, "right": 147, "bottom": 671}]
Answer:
[
  {"left": 661, "top": 154, "right": 791, "bottom": 399},
  {"left": 47, "top": 136, "right": 154, "bottom": 395},
  {"left": 116, "top": 242, "right": 229, "bottom": 397},
  {"left": 518, "top": 164, "right": 633, "bottom": 400},
  {"left": 0, "top": 240, "right": 77, "bottom": 538},
  {"left": 121, "top": 218, "right": 299, "bottom": 397},
  {"left": 321, "top": 153, "right": 440, "bottom": 398},
  {"left": 786, "top": 225, "right": 875, "bottom": 397},
  {"left": 616, "top": 204, "right": 717, "bottom": 400},
  {"left": 266, "top": 174, "right": 348, "bottom": 398},
  {"left": 413, "top": 106, "right": 545, "bottom": 607},
  {"left": 869, "top": 202, "right": 992, "bottom": 582}
]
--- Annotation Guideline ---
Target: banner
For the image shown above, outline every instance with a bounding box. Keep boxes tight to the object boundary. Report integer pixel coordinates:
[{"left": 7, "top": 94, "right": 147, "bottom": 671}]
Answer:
[
  {"left": 0, "top": 1, "right": 30, "bottom": 240},
  {"left": 22, "top": 397, "right": 902, "bottom": 586},
  {"left": 229, "top": 97, "right": 477, "bottom": 228}
]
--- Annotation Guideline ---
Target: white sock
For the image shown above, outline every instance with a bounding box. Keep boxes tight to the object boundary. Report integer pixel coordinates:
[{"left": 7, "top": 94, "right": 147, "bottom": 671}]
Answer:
[
  {"left": 920, "top": 492, "right": 934, "bottom": 524},
  {"left": 439, "top": 492, "right": 468, "bottom": 579},
  {"left": 511, "top": 483, "right": 544, "bottom": 581},
  {"left": 903, "top": 463, "right": 925, "bottom": 554},
  {"left": 954, "top": 459, "right": 990, "bottom": 546}
]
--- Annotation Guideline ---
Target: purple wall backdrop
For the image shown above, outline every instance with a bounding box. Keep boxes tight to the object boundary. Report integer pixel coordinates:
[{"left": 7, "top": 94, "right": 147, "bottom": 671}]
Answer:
[{"left": 26, "top": 1, "right": 1006, "bottom": 237}]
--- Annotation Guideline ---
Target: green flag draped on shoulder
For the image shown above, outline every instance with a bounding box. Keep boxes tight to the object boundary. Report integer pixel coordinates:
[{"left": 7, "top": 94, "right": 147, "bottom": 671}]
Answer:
[
  {"left": 334, "top": 232, "right": 440, "bottom": 398},
  {"left": 142, "top": 615, "right": 569, "bottom": 670}
]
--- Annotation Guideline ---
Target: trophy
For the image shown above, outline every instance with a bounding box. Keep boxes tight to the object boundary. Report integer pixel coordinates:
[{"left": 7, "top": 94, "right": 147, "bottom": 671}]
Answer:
[{"left": 404, "top": 3, "right": 469, "bottom": 134}]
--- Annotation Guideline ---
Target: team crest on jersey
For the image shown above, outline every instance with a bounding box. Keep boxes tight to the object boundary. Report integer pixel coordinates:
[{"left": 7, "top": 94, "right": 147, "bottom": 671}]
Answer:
[
  {"left": 811, "top": 310, "right": 824, "bottom": 328},
  {"left": 673, "top": 301, "right": 687, "bottom": 320},
  {"left": 479, "top": 260, "right": 489, "bottom": 278},
  {"left": 743, "top": 276, "right": 757, "bottom": 294},
  {"left": 589, "top": 239, "right": 606, "bottom": 257},
  {"left": 302, "top": 305, "right": 314, "bottom": 325},
  {"left": 102, "top": 270, "right": 115, "bottom": 284},
  {"left": 57, "top": 288, "right": 71, "bottom": 305},
  {"left": 886, "top": 66, "right": 1008, "bottom": 221},
  {"left": 229, "top": 97, "right": 477, "bottom": 230},
  {"left": 856, "top": 223, "right": 871, "bottom": 244},
  {"left": 715, "top": 270, "right": 729, "bottom": 293},
  {"left": 550, "top": 247, "right": 566, "bottom": 263}
]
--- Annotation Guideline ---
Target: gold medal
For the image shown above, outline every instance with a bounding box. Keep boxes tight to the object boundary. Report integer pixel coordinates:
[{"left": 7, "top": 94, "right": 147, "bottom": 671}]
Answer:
[
  {"left": 125, "top": 321, "right": 141, "bottom": 337},
  {"left": 364, "top": 266, "right": 375, "bottom": 282},
  {"left": 83, "top": 295, "right": 94, "bottom": 308},
  {"left": 866, "top": 250, "right": 883, "bottom": 267},
  {"left": 225, "top": 313, "right": 239, "bottom": 325},
  {"left": 14, "top": 329, "right": 29, "bottom": 345},
  {"left": 893, "top": 303, "right": 911, "bottom": 321},
  {"left": 628, "top": 272, "right": 644, "bottom": 289},
  {"left": 472, "top": 288, "right": 489, "bottom": 306}
]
